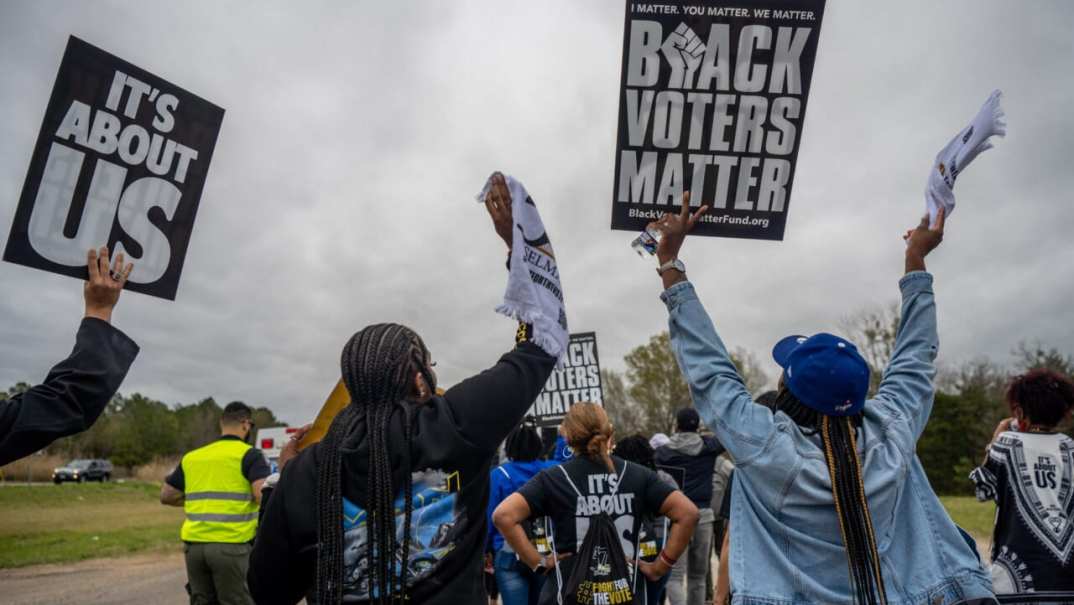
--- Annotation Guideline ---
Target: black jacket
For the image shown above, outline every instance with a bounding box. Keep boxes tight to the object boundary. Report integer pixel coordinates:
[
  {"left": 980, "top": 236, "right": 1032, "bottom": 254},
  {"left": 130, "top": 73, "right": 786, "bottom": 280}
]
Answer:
[
  {"left": 0, "top": 318, "right": 139, "bottom": 466},
  {"left": 248, "top": 340, "right": 555, "bottom": 605},
  {"left": 654, "top": 433, "right": 724, "bottom": 510}
]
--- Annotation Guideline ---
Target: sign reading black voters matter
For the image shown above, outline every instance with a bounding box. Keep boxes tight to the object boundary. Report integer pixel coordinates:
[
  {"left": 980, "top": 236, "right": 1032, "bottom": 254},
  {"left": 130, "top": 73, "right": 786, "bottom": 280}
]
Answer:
[
  {"left": 530, "top": 333, "right": 603, "bottom": 429},
  {"left": 611, "top": 0, "right": 826, "bottom": 240},
  {"left": 3, "top": 36, "right": 224, "bottom": 300}
]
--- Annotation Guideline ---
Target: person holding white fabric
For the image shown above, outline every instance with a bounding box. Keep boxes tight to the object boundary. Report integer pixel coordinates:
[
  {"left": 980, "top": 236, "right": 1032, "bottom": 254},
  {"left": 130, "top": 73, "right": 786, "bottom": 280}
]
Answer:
[
  {"left": 248, "top": 172, "right": 570, "bottom": 605},
  {"left": 649, "top": 193, "right": 996, "bottom": 605}
]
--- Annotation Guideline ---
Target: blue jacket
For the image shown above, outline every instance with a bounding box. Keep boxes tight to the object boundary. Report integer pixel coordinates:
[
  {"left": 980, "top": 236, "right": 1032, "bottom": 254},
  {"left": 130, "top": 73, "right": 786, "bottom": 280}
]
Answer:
[
  {"left": 662, "top": 273, "right": 993, "bottom": 605},
  {"left": 487, "top": 459, "right": 554, "bottom": 552}
]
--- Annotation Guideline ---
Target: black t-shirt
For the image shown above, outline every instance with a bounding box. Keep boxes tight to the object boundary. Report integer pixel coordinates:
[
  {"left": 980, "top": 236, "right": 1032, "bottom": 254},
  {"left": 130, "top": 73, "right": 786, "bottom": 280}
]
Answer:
[
  {"left": 165, "top": 435, "right": 271, "bottom": 491},
  {"left": 247, "top": 341, "right": 556, "bottom": 605},
  {"left": 970, "top": 431, "right": 1074, "bottom": 592},
  {"left": 518, "top": 455, "right": 676, "bottom": 562}
]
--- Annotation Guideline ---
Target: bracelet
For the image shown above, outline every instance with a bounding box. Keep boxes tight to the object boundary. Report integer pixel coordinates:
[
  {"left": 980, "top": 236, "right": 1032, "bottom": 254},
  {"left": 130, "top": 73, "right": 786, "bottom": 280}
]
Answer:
[{"left": 658, "top": 550, "right": 677, "bottom": 567}]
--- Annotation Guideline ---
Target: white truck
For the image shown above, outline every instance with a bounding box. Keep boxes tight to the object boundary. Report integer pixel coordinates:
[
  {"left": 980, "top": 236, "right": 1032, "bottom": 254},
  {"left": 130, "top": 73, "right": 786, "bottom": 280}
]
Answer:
[{"left": 256, "top": 426, "right": 300, "bottom": 472}]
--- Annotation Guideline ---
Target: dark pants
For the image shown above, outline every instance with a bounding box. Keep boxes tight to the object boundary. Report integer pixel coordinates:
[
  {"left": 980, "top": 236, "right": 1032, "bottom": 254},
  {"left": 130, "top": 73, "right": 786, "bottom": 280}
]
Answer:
[{"left": 183, "top": 542, "right": 254, "bottom": 605}]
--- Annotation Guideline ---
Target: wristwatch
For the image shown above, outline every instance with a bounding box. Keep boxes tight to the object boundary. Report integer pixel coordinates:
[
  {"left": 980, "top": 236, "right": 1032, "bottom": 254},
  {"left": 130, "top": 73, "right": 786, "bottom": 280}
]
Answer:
[{"left": 657, "top": 258, "right": 686, "bottom": 275}]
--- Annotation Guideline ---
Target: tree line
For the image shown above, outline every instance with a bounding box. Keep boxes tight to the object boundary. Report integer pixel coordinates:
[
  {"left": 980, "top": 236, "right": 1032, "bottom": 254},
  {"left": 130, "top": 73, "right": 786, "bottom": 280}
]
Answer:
[
  {"left": 602, "top": 303, "right": 1074, "bottom": 496},
  {"left": 2, "top": 385, "right": 284, "bottom": 470}
]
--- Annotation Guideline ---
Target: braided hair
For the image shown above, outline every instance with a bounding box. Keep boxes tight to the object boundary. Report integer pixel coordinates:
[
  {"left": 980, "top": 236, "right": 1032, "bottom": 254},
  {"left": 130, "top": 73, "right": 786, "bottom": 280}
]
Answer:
[
  {"left": 315, "top": 323, "right": 435, "bottom": 604},
  {"left": 774, "top": 388, "right": 887, "bottom": 605}
]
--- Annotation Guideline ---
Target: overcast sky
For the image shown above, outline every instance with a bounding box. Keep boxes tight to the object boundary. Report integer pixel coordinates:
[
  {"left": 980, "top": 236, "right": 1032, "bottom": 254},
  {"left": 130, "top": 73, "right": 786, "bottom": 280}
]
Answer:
[{"left": 1, "top": 1, "right": 1072, "bottom": 425}]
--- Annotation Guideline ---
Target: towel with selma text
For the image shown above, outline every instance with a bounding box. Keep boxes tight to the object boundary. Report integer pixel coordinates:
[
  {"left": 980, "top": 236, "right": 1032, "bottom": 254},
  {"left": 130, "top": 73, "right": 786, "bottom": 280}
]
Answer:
[
  {"left": 925, "top": 89, "right": 1007, "bottom": 225},
  {"left": 476, "top": 174, "right": 568, "bottom": 363}
]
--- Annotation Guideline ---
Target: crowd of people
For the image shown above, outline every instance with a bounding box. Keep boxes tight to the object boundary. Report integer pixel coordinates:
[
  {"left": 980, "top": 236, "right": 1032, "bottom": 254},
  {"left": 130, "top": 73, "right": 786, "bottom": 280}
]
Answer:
[{"left": 1, "top": 175, "right": 1073, "bottom": 605}]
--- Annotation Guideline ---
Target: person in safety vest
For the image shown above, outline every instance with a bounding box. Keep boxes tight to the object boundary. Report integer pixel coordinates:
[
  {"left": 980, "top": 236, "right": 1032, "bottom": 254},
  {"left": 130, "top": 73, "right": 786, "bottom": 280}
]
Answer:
[{"left": 162, "top": 401, "right": 271, "bottom": 605}]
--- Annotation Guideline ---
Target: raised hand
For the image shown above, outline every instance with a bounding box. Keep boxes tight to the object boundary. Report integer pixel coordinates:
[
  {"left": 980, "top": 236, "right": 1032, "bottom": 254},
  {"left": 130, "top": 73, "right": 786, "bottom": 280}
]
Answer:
[
  {"left": 651, "top": 191, "right": 709, "bottom": 265},
  {"left": 661, "top": 23, "right": 706, "bottom": 89},
  {"left": 278, "top": 423, "right": 313, "bottom": 473},
  {"left": 484, "top": 172, "right": 514, "bottom": 248},
  {"left": 904, "top": 207, "right": 945, "bottom": 273},
  {"left": 85, "top": 246, "right": 133, "bottom": 323}
]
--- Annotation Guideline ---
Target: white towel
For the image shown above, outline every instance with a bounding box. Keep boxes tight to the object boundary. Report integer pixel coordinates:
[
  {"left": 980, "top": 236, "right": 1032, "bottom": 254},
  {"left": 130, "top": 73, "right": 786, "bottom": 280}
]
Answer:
[
  {"left": 925, "top": 90, "right": 1007, "bottom": 225},
  {"left": 475, "top": 174, "right": 568, "bottom": 364}
]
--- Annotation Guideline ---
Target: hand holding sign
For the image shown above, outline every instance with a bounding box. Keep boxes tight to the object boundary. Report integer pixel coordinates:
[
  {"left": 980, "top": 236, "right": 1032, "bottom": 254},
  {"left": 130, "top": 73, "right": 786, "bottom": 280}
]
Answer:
[
  {"left": 651, "top": 191, "right": 709, "bottom": 265},
  {"left": 85, "top": 246, "right": 133, "bottom": 323},
  {"left": 484, "top": 172, "right": 514, "bottom": 248}
]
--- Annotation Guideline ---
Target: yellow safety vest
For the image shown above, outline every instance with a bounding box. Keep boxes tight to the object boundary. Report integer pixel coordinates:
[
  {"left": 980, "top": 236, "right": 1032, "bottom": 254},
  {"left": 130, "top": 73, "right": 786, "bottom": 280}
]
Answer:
[{"left": 180, "top": 438, "right": 259, "bottom": 543}]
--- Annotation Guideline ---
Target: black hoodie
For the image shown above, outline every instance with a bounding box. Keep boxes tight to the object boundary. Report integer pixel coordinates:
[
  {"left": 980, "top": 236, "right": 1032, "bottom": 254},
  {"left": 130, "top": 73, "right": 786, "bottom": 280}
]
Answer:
[{"left": 248, "top": 340, "right": 555, "bottom": 604}]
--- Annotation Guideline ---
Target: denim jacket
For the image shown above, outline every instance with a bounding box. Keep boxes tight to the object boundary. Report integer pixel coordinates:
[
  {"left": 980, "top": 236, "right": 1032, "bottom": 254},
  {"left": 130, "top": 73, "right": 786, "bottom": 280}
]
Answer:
[{"left": 662, "top": 272, "right": 993, "bottom": 605}]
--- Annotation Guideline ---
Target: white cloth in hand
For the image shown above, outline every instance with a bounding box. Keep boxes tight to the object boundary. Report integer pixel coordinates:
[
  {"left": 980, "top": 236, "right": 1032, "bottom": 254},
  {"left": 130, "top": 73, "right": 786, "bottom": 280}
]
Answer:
[
  {"left": 475, "top": 174, "right": 568, "bottom": 364},
  {"left": 925, "top": 89, "right": 1007, "bottom": 225}
]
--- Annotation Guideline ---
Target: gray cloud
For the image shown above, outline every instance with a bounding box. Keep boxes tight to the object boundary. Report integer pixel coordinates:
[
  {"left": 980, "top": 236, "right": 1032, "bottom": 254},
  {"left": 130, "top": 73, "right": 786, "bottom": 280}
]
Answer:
[{"left": 1, "top": 1, "right": 1072, "bottom": 424}]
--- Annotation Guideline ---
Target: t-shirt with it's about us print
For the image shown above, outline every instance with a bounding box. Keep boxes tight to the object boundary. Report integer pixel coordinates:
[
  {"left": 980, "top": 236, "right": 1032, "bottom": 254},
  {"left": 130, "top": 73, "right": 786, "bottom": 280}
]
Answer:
[{"left": 517, "top": 454, "right": 675, "bottom": 561}]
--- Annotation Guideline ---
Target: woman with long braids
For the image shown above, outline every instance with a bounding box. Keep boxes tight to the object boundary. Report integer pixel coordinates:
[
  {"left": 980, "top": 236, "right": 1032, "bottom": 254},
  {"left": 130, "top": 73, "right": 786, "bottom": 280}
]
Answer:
[
  {"left": 248, "top": 174, "right": 566, "bottom": 604},
  {"left": 649, "top": 197, "right": 995, "bottom": 605}
]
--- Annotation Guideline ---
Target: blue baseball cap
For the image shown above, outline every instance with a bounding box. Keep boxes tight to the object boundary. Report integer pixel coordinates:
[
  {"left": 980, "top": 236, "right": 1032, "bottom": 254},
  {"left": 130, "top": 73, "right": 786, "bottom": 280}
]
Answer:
[{"left": 771, "top": 333, "right": 870, "bottom": 417}]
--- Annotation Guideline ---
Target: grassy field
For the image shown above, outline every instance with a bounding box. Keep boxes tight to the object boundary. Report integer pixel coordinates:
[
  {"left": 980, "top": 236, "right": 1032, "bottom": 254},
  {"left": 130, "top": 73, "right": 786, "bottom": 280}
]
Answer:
[
  {"left": 0, "top": 481, "right": 183, "bottom": 568},
  {"left": 0, "top": 481, "right": 995, "bottom": 569},
  {"left": 941, "top": 495, "right": 995, "bottom": 541}
]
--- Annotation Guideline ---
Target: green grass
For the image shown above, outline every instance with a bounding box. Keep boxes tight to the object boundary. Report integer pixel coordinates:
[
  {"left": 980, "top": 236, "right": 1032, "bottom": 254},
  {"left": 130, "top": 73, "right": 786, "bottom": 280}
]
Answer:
[
  {"left": 0, "top": 481, "right": 184, "bottom": 568},
  {"left": 940, "top": 495, "right": 995, "bottom": 540},
  {"left": 0, "top": 483, "right": 996, "bottom": 569}
]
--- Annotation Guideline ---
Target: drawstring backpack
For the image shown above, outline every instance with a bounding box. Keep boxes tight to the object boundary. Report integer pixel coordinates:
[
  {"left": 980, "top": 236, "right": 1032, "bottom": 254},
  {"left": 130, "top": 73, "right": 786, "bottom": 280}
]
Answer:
[{"left": 547, "top": 462, "right": 641, "bottom": 605}]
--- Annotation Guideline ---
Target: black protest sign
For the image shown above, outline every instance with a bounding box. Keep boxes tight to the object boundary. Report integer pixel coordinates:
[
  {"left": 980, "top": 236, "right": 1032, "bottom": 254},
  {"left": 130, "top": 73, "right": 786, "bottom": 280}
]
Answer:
[
  {"left": 530, "top": 332, "right": 603, "bottom": 429},
  {"left": 611, "top": 0, "right": 826, "bottom": 240},
  {"left": 3, "top": 36, "right": 224, "bottom": 300}
]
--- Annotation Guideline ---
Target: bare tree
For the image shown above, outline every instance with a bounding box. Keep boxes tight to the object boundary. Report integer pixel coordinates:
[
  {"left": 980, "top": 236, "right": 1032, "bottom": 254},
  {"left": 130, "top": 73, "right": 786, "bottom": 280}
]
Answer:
[
  {"left": 838, "top": 301, "right": 901, "bottom": 395},
  {"left": 602, "top": 369, "right": 648, "bottom": 438},
  {"left": 1012, "top": 341, "right": 1074, "bottom": 376},
  {"left": 730, "top": 347, "right": 771, "bottom": 396}
]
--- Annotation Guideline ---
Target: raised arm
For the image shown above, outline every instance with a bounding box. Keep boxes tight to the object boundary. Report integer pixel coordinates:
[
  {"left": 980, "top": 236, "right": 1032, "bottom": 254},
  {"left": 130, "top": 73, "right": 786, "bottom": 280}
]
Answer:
[
  {"left": 441, "top": 338, "right": 555, "bottom": 453},
  {"left": 650, "top": 194, "right": 776, "bottom": 465},
  {"left": 872, "top": 210, "right": 946, "bottom": 442},
  {"left": 438, "top": 173, "right": 561, "bottom": 452},
  {"left": 0, "top": 247, "right": 137, "bottom": 465}
]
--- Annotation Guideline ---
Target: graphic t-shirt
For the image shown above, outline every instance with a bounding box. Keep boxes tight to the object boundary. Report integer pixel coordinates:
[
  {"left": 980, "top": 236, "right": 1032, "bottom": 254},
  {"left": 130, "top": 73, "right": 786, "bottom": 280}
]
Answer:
[
  {"left": 518, "top": 455, "right": 676, "bottom": 562},
  {"left": 970, "top": 431, "right": 1074, "bottom": 592}
]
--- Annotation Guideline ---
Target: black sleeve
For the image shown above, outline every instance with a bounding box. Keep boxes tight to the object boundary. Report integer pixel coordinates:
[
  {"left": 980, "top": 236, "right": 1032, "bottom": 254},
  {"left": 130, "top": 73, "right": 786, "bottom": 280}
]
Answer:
[
  {"left": 517, "top": 469, "right": 552, "bottom": 519},
  {"left": 249, "top": 451, "right": 315, "bottom": 605},
  {"left": 0, "top": 318, "right": 139, "bottom": 466},
  {"left": 706, "top": 436, "right": 726, "bottom": 458},
  {"left": 165, "top": 463, "right": 185, "bottom": 491},
  {"left": 440, "top": 339, "right": 556, "bottom": 454},
  {"left": 639, "top": 466, "right": 677, "bottom": 517},
  {"left": 243, "top": 449, "right": 271, "bottom": 482},
  {"left": 718, "top": 470, "right": 734, "bottom": 520}
]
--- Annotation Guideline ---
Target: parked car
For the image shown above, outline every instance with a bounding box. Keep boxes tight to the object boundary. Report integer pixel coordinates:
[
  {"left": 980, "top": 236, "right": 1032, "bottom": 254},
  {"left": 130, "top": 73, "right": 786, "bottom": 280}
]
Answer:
[{"left": 52, "top": 459, "right": 113, "bottom": 483}]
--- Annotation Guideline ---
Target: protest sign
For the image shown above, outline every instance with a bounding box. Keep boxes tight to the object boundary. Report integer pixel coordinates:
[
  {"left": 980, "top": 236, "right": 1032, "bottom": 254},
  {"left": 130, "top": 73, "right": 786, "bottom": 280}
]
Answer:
[
  {"left": 611, "top": 0, "right": 826, "bottom": 240},
  {"left": 530, "top": 332, "right": 603, "bottom": 429},
  {"left": 3, "top": 36, "right": 224, "bottom": 300}
]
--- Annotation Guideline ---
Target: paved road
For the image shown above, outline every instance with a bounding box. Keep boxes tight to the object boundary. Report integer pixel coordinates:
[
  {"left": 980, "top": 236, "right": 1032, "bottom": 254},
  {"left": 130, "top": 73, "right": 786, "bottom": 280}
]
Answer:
[
  {"left": 0, "top": 541, "right": 991, "bottom": 604},
  {"left": 0, "top": 551, "right": 189, "bottom": 605}
]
